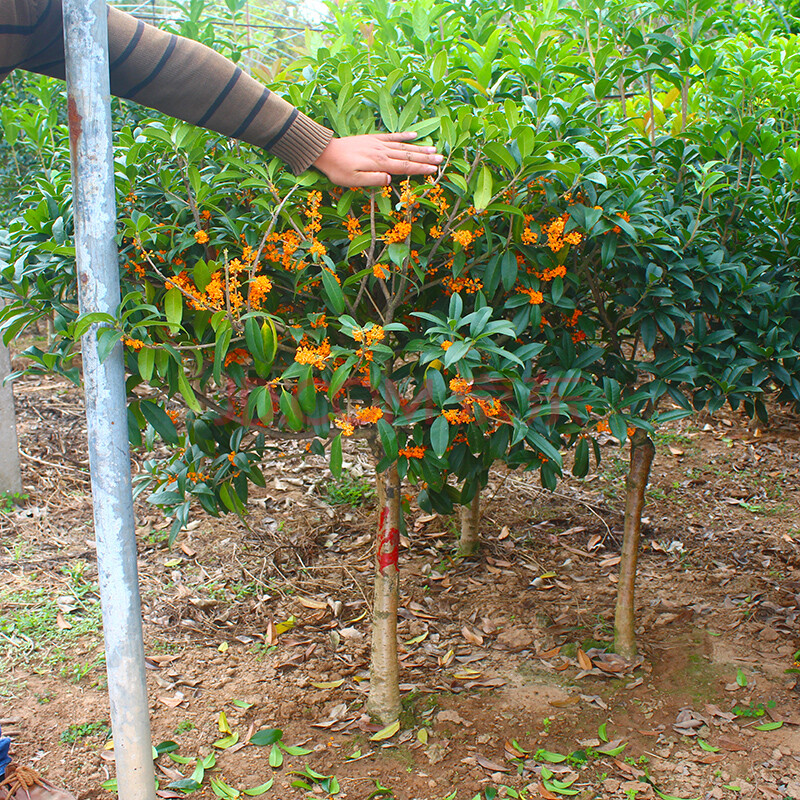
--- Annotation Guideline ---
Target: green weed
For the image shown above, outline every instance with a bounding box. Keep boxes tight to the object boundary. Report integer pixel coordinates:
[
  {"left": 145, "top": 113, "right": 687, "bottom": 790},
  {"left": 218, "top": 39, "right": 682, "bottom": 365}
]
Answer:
[
  {"left": 60, "top": 721, "right": 109, "bottom": 744},
  {"left": 324, "top": 472, "right": 374, "bottom": 506}
]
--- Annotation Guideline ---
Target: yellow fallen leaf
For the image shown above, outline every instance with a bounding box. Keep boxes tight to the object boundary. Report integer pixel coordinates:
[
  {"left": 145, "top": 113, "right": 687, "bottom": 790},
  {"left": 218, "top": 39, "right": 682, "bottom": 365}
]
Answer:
[
  {"left": 275, "top": 615, "right": 296, "bottom": 635},
  {"left": 310, "top": 679, "right": 345, "bottom": 689},
  {"left": 218, "top": 711, "right": 232, "bottom": 734},
  {"left": 417, "top": 729, "right": 429, "bottom": 744},
  {"left": 218, "top": 642, "right": 229, "bottom": 653},
  {"left": 370, "top": 720, "right": 400, "bottom": 741},
  {"left": 212, "top": 732, "right": 240, "bottom": 749}
]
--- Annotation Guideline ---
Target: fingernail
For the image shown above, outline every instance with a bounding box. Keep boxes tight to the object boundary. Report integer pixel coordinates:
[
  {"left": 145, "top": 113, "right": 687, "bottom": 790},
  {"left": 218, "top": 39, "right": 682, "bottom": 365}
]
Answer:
[{"left": 433, "top": 155, "right": 444, "bottom": 163}]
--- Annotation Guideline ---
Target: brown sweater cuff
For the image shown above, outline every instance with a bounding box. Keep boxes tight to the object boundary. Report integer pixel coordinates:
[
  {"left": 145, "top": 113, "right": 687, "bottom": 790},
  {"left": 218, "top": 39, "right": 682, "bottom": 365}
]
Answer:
[{"left": 268, "top": 111, "right": 333, "bottom": 176}]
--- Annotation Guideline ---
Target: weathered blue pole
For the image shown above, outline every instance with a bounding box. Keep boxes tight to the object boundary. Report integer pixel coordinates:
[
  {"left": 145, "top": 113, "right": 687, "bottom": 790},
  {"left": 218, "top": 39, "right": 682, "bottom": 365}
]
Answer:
[{"left": 62, "top": 1, "right": 156, "bottom": 798}]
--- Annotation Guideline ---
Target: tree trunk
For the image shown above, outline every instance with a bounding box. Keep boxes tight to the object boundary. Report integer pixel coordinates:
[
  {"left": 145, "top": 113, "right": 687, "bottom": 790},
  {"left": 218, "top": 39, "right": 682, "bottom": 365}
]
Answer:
[
  {"left": 614, "top": 429, "right": 655, "bottom": 659},
  {"left": 366, "top": 462, "right": 401, "bottom": 724},
  {"left": 458, "top": 492, "right": 480, "bottom": 556},
  {"left": 0, "top": 335, "right": 22, "bottom": 495}
]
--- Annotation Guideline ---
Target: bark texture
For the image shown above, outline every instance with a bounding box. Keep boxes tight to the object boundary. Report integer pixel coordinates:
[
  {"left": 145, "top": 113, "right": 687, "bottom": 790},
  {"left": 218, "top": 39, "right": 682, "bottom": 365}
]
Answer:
[
  {"left": 0, "top": 334, "right": 22, "bottom": 495},
  {"left": 614, "top": 429, "right": 655, "bottom": 659},
  {"left": 458, "top": 493, "right": 481, "bottom": 556},
  {"left": 366, "top": 462, "right": 401, "bottom": 724}
]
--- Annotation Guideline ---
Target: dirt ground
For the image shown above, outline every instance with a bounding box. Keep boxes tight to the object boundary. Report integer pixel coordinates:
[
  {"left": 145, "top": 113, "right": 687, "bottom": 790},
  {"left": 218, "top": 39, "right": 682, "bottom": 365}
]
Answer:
[{"left": 1, "top": 365, "right": 800, "bottom": 800}]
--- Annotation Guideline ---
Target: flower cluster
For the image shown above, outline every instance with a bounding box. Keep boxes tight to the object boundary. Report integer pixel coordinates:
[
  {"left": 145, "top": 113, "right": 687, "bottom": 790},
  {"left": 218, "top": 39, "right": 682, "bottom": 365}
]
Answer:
[{"left": 294, "top": 338, "right": 331, "bottom": 369}]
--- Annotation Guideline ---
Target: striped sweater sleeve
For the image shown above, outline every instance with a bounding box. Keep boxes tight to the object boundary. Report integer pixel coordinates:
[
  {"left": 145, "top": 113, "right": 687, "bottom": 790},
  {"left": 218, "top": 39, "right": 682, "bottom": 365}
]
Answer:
[{"left": 0, "top": 0, "right": 333, "bottom": 174}]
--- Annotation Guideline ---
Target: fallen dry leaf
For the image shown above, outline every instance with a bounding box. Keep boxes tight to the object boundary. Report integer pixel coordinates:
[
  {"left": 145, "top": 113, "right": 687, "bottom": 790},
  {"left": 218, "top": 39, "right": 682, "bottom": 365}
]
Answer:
[
  {"left": 577, "top": 647, "right": 593, "bottom": 670},
  {"left": 475, "top": 754, "right": 509, "bottom": 772}
]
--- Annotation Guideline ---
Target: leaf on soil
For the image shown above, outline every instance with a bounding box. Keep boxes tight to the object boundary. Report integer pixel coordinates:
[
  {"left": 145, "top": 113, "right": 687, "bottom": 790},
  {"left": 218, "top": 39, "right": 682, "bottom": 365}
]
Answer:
[
  {"left": 461, "top": 626, "right": 484, "bottom": 646},
  {"left": 735, "top": 667, "right": 747, "bottom": 687},
  {"left": 275, "top": 616, "right": 296, "bottom": 635},
  {"left": 370, "top": 720, "right": 400, "bottom": 741},
  {"left": 268, "top": 744, "right": 283, "bottom": 767},
  {"left": 598, "top": 722, "right": 608, "bottom": 742},
  {"left": 650, "top": 785, "right": 700, "bottom": 800},
  {"left": 417, "top": 729, "right": 429, "bottom": 744},
  {"left": 475, "top": 755, "right": 510, "bottom": 772},
  {"left": 218, "top": 712, "right": 232, "bottom": 734},
  {"left": 405, "top": 631, "right": 429, "bottom": 645},
  {"left": 210, "top": 777, "right": 240, "bottom": 799},
  {"left": 231, "top": 700, "right": 254, "bottom": 710},
  {"left": 212, "top": 733, "right": 239, "bottom": 749},
  {"left": 697, "top": 738, "right": 719, "bottom": 752},
  {"left": 581, "top": 694, "right": 608, "bottom": 710},
  {"left": 218, "top": 642, "right": 229, "bottom": 653},
  {"left": 576, "top": 648, "right": 593, "bottom": 670},
  {"left": 250, "top": 728, "right": 283, "bottom": 746},
  {"left": 56, "top": 612, "right": 72, "bottom": 630},
  {"left": 537, "top": 782, "right": 560, "bottom": 800},
  {"left": 242, "top": 779, "right": 274, "bottom": 796},
  {"left": 498, "top": 525, "right": 510, "bottom": 540},
  {"left": 297, "top": 596, "right": 328, "bottom": 609},
  {"left": 167, "top": 779, "right": 202, "bottom": 793},
  {"left": 754, "top": 721, "right": 783, "bottom": 731},
  {"left": 595, "top": 738, "right": 627, "bottom": 756},
  {"left": 281, "top": 744, "right": 313, "bottom": 756},
  {"left": 311, "top": 679, "right": 344, "bottom": 689},
  {"left": 535, "top": 749, "right": 568, "bottom": 763},
  {"left": 158, "top": 692, "right": 185, "bottom": 709}
]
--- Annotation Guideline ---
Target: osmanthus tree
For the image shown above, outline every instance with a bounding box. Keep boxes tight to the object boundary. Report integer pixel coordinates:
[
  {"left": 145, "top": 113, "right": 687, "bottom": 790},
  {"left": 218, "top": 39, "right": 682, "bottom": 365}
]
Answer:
[
  {"left": 537, "top": 0, "right": 800, "bottom": 658},
  {"left": 0, "top": 6, "right": 614, "bottom": 721}
]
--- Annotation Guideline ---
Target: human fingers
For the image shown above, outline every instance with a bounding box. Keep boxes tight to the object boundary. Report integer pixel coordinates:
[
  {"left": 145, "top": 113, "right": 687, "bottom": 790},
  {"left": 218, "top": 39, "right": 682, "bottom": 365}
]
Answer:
[
  {"left": 375, "top": 131, "right": 421, "bottom": 142},
  {"left": 382, "top": 144, "right": 442, "bottom": 160},
  {"left": 348, "top": 171, "right": 392, "bottom": 187}
]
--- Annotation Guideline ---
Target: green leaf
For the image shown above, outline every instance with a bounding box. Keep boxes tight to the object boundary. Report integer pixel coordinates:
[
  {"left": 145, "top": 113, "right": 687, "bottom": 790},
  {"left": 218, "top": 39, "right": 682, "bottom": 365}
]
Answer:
[
  {"left": 165, "top": 286, "right": 183, "bottom": 334},
  {"left": 279, "top": 389, "right": 303, "bottom": 431},
  {"left": 168, "top": 779, "right": 203, "bottom": 793},
  {"left": 243, "top": 779, "right": 274, "bottom": 796},
  {"left": 320, "top": 268, "right": 345, "bottom": 315},
  {"left": 697, "top": 738, "right": 719, "bottom": 752},
  {"left": 250, "top": 728, "right": 283, "bottom": 746},
  {"left": 176, "top": 368, "right": 202, "bottom": 413},
  {"left": 736, "top": 668, "right": 747, "bottom": 687},
  {"left": 473, "top": 165, "right": 493, "bottom": 211},
  {"left": 268, "top": 743, "right": 283, "bottom": 767},
  {"left": 330, "top": 433, "right": 343, "bottom": 479},
  {"left": 377, "top": 418, "right": 398, "bottom": 461},
  {"left": 138, "top": 346, "right": 155, "bottom": 382},
  {"left": 231, "top": 699, "right": 254, "bottom": 710},
  {"left": 140, "top": 400, "right": 178, "bottom": 445},
  {"left": 754, "top": 721, "right": 783, "bottom": 731},
  {"left": 535, "top": 749, "right": 567, "bottom": 763},
  {"left": 279, "top": 744, "right": 313, "bottom": 756},
  {"left": 210, "top": 776, "right": 240, "bottom": 799},
  {"left": 430, "top": 414, "right": 449, "bottom": 458}
]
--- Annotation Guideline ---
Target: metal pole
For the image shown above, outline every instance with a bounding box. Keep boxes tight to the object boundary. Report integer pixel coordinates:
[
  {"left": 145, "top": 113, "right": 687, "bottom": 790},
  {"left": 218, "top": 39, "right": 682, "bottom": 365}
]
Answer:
[{"left": 62, "top": 2, "right": 156, "bottom": 799}]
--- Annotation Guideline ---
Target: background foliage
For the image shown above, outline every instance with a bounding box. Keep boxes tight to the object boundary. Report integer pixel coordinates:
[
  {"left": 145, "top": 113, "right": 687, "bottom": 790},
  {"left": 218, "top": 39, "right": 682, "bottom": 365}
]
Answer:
[{"left": 2, "top": 0, "right": 800, "bottom": 537}]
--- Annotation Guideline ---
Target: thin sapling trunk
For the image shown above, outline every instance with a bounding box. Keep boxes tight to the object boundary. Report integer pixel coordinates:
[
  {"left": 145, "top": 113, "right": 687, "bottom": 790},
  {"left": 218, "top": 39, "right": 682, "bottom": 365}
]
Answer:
[
  {"left": 458, "top": 492, "right": 480, "bottom": 556},
  {"left": 366, "top": 462, "right": 402, "bottom": 724},
  {"left": 614, "top": 428, "right": 655, "bottom": 659}
]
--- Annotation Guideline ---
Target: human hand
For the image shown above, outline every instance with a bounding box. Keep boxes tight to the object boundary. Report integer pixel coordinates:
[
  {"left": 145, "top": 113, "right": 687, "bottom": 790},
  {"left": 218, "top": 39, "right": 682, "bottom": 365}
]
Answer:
[{"left": 312, "top": 131, "right": 443, "bottom": 187}]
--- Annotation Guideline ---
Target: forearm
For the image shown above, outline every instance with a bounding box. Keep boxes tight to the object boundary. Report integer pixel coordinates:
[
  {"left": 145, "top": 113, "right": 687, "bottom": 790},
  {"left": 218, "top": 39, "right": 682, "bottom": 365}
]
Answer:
[{"left": 0, "top": 0, "right": 332, "bottom": 173}]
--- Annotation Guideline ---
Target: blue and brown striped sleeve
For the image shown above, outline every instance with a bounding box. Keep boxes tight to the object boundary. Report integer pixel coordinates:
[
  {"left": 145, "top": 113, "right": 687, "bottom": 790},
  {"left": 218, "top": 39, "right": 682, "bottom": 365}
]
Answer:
[{"left": 0, "top": 0, "right": 333, "bottom": 174}]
